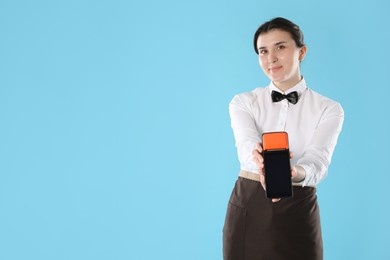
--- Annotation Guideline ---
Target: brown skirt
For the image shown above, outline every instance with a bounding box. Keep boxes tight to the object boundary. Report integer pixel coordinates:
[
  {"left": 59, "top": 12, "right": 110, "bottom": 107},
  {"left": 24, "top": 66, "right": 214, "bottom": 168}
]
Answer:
[{"left": 223, "top": 177, "right": 323, "bottom": 260}]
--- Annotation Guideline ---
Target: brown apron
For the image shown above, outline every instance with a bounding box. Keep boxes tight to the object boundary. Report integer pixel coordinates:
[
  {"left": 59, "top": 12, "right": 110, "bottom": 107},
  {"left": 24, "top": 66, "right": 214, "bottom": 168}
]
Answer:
[{"left": 223, "top": 177, "right": 323, "bottom": 260}]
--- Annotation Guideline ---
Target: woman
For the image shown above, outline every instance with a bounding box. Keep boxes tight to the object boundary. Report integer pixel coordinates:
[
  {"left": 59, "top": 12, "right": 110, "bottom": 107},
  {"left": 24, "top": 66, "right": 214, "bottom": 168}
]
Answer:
[{"left": 223, "top": 17, "right": 344, "bottom": 260}]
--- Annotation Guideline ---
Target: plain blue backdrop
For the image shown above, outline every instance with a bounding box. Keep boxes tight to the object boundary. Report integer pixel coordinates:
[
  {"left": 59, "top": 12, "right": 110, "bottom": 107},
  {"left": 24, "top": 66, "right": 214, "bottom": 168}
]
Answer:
[{"left": 1, "top": 0, "right": 389, "bottom": 259}]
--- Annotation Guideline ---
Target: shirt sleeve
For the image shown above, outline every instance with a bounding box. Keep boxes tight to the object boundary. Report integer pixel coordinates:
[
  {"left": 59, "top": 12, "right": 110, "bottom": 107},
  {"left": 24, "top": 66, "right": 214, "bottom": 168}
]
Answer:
[
  {"left": 296, "top": 102, "right": 344, "bottom": 187},
  {"left": 229, "top": 94, "right": 261, "bottom": 173}
]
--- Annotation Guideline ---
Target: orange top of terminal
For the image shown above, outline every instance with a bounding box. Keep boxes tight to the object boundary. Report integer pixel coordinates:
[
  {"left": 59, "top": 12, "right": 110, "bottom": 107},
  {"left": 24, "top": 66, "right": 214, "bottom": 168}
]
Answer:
[{"left": 262, "top": 132, "right": 289, "bottom": 150}]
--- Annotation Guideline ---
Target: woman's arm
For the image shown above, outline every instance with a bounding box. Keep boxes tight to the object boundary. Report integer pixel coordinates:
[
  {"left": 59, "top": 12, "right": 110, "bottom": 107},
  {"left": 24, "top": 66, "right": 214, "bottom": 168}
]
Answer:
[
  {"left": 229, "top": 94, "right": 261, "bottom": 174},
  {"left": 296, "top": 102, "right": 345, "bottom": 187}
]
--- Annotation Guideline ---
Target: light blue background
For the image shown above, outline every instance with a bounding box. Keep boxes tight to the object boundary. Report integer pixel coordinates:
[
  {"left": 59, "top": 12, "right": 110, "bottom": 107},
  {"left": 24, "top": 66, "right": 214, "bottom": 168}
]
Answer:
[{"left": 0, "top": 0, "right": 389, "bottom": 259}]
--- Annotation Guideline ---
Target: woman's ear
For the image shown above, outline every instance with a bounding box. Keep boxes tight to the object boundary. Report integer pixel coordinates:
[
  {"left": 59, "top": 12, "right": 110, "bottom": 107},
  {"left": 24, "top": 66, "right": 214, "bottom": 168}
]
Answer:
[{"left": 299, "top": 45, "right": 307, "bottom": 61}]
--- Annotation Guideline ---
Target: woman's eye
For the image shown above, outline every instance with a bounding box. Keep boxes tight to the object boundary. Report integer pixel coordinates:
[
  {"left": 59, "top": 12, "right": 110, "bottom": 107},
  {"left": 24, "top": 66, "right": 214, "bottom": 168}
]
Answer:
[
  {"left": 259, "top": 49, "right": 268, "bottom": 55},
  {"left": 276, "top": 45, "right": 285, "bottom": 50}
]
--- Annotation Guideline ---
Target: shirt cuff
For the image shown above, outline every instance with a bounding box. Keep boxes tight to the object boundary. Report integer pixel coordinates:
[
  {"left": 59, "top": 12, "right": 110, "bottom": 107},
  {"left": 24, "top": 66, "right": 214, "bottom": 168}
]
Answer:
[
  {"left": 292, "top": 165, "right": 306, "bottom": 184},
  {"left": 298, "top": 164, "right": 315, "bottom": 187}
]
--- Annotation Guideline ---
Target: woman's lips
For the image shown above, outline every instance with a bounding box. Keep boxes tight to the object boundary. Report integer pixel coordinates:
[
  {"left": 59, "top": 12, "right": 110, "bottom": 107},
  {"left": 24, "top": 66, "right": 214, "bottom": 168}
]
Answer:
[{"left": 269, "top": 66, "right": 283, "bottom": 73}]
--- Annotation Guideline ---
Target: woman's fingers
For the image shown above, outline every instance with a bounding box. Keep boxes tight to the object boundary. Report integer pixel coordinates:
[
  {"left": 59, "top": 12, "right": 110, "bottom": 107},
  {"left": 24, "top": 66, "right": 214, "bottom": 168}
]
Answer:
[
  {"left": 291, "top": 167, "right": 297, "bottom": 178},
  {"left": 256, "top": 142, "right": 263, "bottom": 153},
  {"left": 252, "top": 146, "right": 264, "bottom": 169}
]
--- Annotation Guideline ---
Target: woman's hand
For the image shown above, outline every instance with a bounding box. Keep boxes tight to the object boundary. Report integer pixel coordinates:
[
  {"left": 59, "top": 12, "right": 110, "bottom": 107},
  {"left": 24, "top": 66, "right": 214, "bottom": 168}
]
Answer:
[
  {"left": 252, "top": 143, "right": 297, "bottom": 203},
  {"left": 252, "top": 143, "right": 281, "bottom": 202}
]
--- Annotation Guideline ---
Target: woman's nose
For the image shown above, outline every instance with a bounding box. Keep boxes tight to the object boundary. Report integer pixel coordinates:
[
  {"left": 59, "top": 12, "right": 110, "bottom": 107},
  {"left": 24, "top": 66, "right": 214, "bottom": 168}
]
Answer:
[{"left": 268, "top": 51, "right": 278, "bottom": 63}]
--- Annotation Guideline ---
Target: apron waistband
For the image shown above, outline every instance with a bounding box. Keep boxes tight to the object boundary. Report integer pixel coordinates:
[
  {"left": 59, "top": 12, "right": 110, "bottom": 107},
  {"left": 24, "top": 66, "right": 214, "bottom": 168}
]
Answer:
[{"left": 239, "top": 170, "right": 315, "bottom": 188}]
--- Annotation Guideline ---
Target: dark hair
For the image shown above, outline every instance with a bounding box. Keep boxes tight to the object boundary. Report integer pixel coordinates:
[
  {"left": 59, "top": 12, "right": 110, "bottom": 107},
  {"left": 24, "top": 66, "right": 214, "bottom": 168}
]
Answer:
[{"left": 253, "top": 17, "right": 305, "bottom": 54}]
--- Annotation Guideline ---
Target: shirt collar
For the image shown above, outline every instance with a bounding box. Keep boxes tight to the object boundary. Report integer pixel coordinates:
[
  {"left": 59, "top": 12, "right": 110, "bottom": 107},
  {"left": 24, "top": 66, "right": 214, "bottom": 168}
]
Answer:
[{"left": 268, "top": 77, "right": 307, "bottom": 96}]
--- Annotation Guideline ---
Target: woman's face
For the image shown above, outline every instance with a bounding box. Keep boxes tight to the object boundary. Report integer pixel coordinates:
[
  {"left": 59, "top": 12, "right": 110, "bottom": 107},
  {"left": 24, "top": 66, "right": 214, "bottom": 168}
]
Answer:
[{"left": 256, "top": 29, "right": 306, "bottom": 91}]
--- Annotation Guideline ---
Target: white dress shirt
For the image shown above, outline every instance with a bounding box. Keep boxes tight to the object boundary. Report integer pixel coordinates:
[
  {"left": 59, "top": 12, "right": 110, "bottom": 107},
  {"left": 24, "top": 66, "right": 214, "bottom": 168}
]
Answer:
[{"left": 229, "top": 78, "right": 344, "bottom": 187}]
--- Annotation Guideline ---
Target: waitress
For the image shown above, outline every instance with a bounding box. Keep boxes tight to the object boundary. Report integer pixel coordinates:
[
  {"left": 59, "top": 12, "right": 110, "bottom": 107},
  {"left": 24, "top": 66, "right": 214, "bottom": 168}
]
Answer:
[{"left": 223, "top": 17, "right": 344, "bottom": 260}]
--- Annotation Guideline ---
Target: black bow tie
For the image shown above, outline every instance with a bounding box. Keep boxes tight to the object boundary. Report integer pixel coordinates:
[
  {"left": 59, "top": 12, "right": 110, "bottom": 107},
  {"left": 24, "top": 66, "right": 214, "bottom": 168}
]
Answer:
[{"left": 271, "top": 90, "right": 299, "bottom": 104}]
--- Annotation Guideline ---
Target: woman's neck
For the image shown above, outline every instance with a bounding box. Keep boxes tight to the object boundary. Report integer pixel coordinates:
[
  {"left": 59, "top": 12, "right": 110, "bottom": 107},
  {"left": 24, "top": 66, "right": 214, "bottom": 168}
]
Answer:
[{"left": 273, "top": 75, "right": 303, "bottom": 92}]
